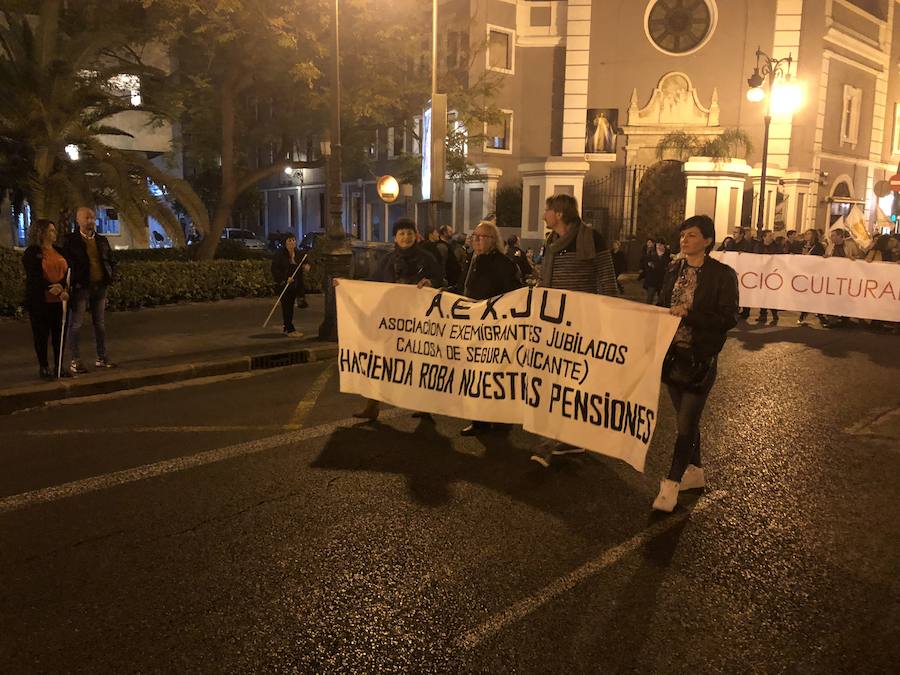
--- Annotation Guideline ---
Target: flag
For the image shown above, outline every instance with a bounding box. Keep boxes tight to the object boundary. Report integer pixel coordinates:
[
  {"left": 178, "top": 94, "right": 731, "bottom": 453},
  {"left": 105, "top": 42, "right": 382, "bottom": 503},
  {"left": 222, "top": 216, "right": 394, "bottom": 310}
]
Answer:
[{"left": 845, "top": 205, "right": 873, "bottom": 249}]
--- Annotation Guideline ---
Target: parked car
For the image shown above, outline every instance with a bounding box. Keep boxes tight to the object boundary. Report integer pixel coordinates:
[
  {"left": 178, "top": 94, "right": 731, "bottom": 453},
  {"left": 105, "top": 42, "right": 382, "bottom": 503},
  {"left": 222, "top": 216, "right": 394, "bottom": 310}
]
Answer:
[{"left": 221, "top": 228, "right": 266, "bottom": 249}]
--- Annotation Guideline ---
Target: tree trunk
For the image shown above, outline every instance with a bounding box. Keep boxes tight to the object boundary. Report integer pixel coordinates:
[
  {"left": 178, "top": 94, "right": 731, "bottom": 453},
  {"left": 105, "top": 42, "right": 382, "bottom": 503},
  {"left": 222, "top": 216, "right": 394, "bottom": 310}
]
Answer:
[{"left": 193, "top": 70, "right": 238, "bottom": 261}]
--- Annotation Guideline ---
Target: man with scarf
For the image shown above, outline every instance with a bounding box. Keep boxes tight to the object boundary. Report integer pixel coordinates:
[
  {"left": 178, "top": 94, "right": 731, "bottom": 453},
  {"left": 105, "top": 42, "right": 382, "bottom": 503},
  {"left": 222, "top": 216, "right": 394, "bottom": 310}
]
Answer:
[
  {"left": 530, "top": 193, "right": 619, "bottom": 467},
  {"left": 350, "top": 218, "right": 444, "bottom": 420}
]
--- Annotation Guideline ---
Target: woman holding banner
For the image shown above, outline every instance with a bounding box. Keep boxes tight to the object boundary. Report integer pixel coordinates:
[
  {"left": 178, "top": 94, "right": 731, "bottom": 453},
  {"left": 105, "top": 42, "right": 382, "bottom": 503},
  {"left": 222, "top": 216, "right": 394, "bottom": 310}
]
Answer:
[
  {"left": 350, "top": 218, "right": 444, "bottom": 421},
  {"left": 456, "top": 220, "right": 523, "bottom": 435},
  {"left": 22, "top": 219, "right": 70, "bottom": 379},
  {"left": 654, "top": 215, "right": 738, "bottom": 513}
]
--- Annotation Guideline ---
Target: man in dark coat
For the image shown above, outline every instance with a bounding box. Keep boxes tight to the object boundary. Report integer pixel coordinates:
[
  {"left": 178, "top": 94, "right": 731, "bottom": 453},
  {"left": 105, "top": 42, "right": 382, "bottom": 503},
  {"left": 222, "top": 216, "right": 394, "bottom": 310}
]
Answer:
[{"left": 62, "top": 207, "right": 116, "bottom": 374}]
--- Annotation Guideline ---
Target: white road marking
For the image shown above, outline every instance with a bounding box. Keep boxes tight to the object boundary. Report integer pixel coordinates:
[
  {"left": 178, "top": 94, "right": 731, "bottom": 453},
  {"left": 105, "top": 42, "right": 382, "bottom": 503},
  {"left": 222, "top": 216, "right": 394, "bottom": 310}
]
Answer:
[
  {"left": 456, "top": 489, "right": 728, "bottom": 651},
  {"left": 12, "top": 370, "right": 268, "bottom": 413},
  {"left": 286, "top": 363, "right": 336, "bottom": 429},
  {"left": 0, "top": 408, "right": 405, "bottom": 515},
  {"left": 21, "top": 425, "right": 290, "bottom": 435}
]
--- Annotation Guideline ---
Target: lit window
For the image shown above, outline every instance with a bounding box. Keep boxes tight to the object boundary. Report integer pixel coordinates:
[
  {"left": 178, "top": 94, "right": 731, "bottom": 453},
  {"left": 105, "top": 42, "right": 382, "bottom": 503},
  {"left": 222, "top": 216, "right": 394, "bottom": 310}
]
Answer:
[
  {"left": 449, "top": 111, "right": 468, "bottom": 158},
  {"left": 488, "top": 27, "right": 514, "bottom": 73},
  {"left": 841, "top": 85, "right": 862, "bottom": 146},
  {"left": 96, "top": 208, "right": 120, "bottom": 236},
  {"left": 485, "top": 110, "right": 513, "bottom": 152}
]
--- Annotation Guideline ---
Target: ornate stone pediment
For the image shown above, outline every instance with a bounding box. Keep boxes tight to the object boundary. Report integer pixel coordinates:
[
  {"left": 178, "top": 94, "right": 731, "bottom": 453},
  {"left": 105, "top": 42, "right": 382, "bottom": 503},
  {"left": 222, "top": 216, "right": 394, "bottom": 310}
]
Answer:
[{"left": 626, "top": 72, "right": 719, "bottom": 128}]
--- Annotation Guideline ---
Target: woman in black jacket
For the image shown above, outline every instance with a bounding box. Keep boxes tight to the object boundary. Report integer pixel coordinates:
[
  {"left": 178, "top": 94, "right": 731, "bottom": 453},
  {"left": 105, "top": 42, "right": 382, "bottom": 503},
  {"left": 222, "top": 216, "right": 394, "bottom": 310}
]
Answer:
[
  {"left": 22, "top": 219, "right": 70, "bottom": 379},
  {"left": 653, "top": 215, "right": 738, "bottom": 512},
  {"left": 351, "top": 218, "right": 444, "bottom": 421},
  {"left": 271, "top": 233, "right": 307, "bottom": 336},
  {"left": 457, "top": 220, "right": 523, "bottom": 435}
]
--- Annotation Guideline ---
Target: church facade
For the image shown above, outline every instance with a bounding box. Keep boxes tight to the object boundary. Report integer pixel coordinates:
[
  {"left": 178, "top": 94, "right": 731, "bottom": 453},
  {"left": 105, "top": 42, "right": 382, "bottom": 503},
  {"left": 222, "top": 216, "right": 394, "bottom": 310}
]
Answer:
[{"left": 442, "top": 0, "right": 900, "bottom": 244}]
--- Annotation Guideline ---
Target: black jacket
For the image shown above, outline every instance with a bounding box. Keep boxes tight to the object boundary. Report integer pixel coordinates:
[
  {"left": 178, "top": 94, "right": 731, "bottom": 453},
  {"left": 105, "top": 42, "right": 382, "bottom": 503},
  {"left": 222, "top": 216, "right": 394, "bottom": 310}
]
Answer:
[
  {"left": 658, "top": 256, "right": 739, "bottom": 359},
  {"left": 22, "top": 245, "right": 68, "bottom": 311},
  {"left": 371, "top": 244, "right": 445, "bottom": 287},
  {"left": 461, "top": 248, "right": 523, "bottom": 300},
  {"left": 271, "top": 247, "right": 304, "bottom": 285},
  {"left": 754, "top": 240, "right": 782, "bottom": 255},
  {"left": 63, "top": 230, "right": 115, "bottom": 288},
  {"left": 641, "top": 250, "right": 671, "bottom": 289},
  {"left": 507, "top": 245, "right": 533, "bottom": 282}
]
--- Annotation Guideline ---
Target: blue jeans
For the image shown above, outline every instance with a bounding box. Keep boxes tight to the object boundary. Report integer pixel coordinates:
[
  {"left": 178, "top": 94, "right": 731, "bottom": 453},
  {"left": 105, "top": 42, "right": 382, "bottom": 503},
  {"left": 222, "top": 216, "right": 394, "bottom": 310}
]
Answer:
[
  {"left": 666, "top": 359, "right": 717, "bottom": 481},
  {"left": 68, "top": 284, "right": 108, "bottom": 361}
]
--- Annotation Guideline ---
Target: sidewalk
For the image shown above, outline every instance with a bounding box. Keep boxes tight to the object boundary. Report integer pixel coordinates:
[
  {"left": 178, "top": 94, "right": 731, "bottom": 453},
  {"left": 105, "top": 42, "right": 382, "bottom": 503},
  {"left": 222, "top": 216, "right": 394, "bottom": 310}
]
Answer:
[{"left": 0, "top": 295, "right": 335, "bottom": 414}]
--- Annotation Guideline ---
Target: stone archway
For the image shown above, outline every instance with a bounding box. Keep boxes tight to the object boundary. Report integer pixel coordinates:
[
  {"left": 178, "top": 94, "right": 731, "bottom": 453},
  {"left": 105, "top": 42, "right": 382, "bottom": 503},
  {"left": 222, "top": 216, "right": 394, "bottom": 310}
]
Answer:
[{"left": 636, "top": 160, "right": 686, "bottom": 245}]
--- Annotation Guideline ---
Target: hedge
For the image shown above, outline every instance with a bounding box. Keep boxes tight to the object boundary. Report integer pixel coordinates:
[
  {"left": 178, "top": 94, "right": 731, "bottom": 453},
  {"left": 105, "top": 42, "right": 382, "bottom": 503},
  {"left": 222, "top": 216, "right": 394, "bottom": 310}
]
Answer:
[
  {"left": 106, "top": 259, "right": 274, "bottom": 310},
  {"left": 0, "top": 244, "right": 326, "bottom": 316},
  {"left": 114, "top": 239, "right": 273, "bottom": 262}
]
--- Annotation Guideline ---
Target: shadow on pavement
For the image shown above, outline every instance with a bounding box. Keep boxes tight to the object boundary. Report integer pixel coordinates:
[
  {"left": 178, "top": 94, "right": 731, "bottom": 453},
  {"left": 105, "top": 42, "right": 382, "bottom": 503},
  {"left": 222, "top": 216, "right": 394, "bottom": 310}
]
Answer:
[
  {"left": 310, "top": 415, "right": 646, "bottom": 532},
  {"left": 589, "top": 518, "right": 690, "bottom": 664},
  {"left": 729, "top": 318, "right": 899, "bottom": 367}
]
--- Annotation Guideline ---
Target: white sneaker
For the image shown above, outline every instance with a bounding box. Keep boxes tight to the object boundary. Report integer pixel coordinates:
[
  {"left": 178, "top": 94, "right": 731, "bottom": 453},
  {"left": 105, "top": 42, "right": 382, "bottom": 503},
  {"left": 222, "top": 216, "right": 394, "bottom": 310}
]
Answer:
[
  {"left": 679, "top": 465, "right": 706, "bottom": 491},
  {"left": 652, "top": 479, "right": 679, "bottom": 512}
]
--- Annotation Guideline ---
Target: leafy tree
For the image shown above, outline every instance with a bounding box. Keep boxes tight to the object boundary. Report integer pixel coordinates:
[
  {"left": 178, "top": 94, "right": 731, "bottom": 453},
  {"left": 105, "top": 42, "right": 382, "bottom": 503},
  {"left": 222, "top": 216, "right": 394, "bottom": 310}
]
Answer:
[
  {"left": 0, "top": 0, "right": 202, "bottom": 244},
  {"left": 144, "top": 0, "right": 334, "bottom": 259},
  {"left": 147, "top": 0, "right": 504, "bottom": 259}
]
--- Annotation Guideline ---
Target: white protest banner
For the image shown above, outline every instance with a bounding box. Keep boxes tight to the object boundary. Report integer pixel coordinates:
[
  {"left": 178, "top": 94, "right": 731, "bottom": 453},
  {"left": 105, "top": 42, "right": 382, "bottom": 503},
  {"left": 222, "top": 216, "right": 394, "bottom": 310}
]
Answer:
[
  {"left": 713, "top": 252, "right": 900, "bottom": 321},
  {"left": 337, "top": 280, "right": 679, "bottom": 472}
]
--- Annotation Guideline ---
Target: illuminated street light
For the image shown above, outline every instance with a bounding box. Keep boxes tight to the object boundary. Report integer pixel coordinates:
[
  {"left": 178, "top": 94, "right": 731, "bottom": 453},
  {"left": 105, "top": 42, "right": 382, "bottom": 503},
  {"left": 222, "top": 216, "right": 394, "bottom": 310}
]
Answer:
[
  {"left": 770, "top": 79, "right": 805, "bottom": 116},
  {"left": 746, "top": 46, "right": 801, "bottom": 236},
  {"left": 746, "top": 86, "right": 765, "bottom": 103},
  {"left": 65, "top": 144, "right": 80, "bottom": 161}
]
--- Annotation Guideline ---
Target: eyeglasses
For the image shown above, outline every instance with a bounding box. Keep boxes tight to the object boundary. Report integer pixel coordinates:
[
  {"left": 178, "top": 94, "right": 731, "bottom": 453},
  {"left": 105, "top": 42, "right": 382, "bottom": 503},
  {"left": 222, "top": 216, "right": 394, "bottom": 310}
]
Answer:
[{"left": 471, "top": 234, "right": 495, "bottom": 240}]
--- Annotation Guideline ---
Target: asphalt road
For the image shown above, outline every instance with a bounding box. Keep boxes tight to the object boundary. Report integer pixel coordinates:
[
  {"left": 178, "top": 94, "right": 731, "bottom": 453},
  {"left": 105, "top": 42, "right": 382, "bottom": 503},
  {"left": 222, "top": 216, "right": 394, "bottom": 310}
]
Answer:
[{"left": 1, "top": 320, "right": 898, "bottom": 673}]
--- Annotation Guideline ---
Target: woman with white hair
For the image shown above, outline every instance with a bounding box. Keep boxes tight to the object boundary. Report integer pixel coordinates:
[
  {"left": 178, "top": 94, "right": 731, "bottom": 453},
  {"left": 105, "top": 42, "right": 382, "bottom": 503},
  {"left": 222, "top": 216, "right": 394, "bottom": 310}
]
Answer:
[{"left": 456, "top": 219, "right": 523, "bottom": 435}]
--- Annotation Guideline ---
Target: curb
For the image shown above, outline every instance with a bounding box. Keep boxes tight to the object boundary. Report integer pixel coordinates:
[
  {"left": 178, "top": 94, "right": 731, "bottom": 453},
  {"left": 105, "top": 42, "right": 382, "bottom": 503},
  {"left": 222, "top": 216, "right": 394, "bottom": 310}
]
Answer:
[{"left": 0, "top": 343, "right": 339, "bottom": 415}]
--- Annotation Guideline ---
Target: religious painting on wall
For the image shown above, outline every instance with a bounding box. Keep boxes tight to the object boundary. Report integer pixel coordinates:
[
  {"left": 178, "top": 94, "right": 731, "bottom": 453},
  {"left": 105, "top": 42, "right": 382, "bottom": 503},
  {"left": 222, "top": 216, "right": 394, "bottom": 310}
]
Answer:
[{"left": 585, "top": 109, "right": 618, "bottom": 155}]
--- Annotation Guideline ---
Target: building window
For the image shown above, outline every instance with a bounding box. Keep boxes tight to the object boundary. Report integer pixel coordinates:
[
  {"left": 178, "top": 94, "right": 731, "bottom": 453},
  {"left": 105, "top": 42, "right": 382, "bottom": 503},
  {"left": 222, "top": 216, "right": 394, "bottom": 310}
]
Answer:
[
  {"left": 367, "top": 129, "right": 378, "bottom": 159},
  {"left": 408, "top": 116, "right": 422, "bottom": 155},
  {"left": 645, "top": 0, "right": 717, "bottom": 56},
  {"left": 484, "top": 110, "right": 513, "bottom": 153},
  {"left": 841, "top": 85, "right": 862, "bottom": 146},
  {"left": 446, "top": 31, "right": 468, "bottom": 71},
  {"left": 487, "top": 26, "right": 514, "bottom": 73},
  {"left": 449, "top": 111, "right": 468, "bottom": 158},
  {"left": 530, "top": 6, "right": 552, "bottom": 27},
  {"left": 387, "top": 127, "right": 398, "bottom": 158},
  {"left": 468, "top": 187, "right": 484, "bottom": 227},
  {"left": 891, "top": 103, "right": 900, "bottom": 155},
  {"left": 96, "top": 208, "right": 120, "bottom": 236}
]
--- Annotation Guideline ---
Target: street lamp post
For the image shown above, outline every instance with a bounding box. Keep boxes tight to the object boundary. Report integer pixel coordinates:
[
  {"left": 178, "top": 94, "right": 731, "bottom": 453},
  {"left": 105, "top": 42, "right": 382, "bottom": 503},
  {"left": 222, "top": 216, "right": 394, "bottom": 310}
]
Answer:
[
  {"left": 319, "top": 0, "right": 353, "bottom": 342},
  {"left": 746, "top": 47, "right": 798, "bottom": 238}
]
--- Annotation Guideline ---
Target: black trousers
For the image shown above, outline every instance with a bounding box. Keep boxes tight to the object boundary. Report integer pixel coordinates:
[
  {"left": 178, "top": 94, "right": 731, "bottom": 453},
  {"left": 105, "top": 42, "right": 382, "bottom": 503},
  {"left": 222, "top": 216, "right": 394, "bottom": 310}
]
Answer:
[
  {"left": 666, "top": 360, "right": 717, "bottom": 481},
  {"left": 280, "top": 285, "right": 297, "bottom": 332},
  {"left": 29, "top": 302, "right": 64, "bottom": 371}
]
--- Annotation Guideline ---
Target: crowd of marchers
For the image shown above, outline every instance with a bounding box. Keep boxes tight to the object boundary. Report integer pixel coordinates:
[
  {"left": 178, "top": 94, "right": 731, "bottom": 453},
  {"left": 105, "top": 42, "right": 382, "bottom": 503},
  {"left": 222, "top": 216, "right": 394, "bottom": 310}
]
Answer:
[
  {"left": 338, "top": 194, "right": 732, "bottom": 515},
  {"left": 639, "top": 224, "right": 900, "bottom": 332}
]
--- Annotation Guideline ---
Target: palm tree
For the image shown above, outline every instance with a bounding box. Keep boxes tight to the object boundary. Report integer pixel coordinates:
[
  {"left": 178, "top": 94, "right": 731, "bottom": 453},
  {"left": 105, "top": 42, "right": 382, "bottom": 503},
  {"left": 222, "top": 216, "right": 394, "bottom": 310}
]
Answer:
[
  {"left": 0, "top": 4, "right": 206, "bottom": 244},
  {"left": 656, "top": 128, "right": 753, "bottom": 163}
]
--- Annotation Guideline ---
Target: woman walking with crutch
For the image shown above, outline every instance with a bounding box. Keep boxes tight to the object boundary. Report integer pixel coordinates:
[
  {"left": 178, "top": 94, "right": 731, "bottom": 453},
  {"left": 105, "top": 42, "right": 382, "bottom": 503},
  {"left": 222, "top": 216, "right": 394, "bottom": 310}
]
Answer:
[{"left": 22, "top": 219, "right": 70, "bottom": 379}]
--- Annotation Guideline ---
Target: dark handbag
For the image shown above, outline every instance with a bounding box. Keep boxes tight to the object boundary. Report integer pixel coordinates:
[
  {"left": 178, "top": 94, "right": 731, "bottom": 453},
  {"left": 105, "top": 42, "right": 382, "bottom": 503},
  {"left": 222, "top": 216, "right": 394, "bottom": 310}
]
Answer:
[{"left": 662, "top": 345, "right": 716, "bottom": 392}]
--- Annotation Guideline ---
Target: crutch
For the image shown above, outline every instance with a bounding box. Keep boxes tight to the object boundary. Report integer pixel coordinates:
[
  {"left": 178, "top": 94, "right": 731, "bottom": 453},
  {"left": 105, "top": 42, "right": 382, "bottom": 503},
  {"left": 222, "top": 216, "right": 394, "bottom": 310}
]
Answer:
[
  {"left": 57, "top": 269, "right": 71, "bottom": 379},
  {"left": 262, "top": 253, "right": 309, "bottom": 328}
]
